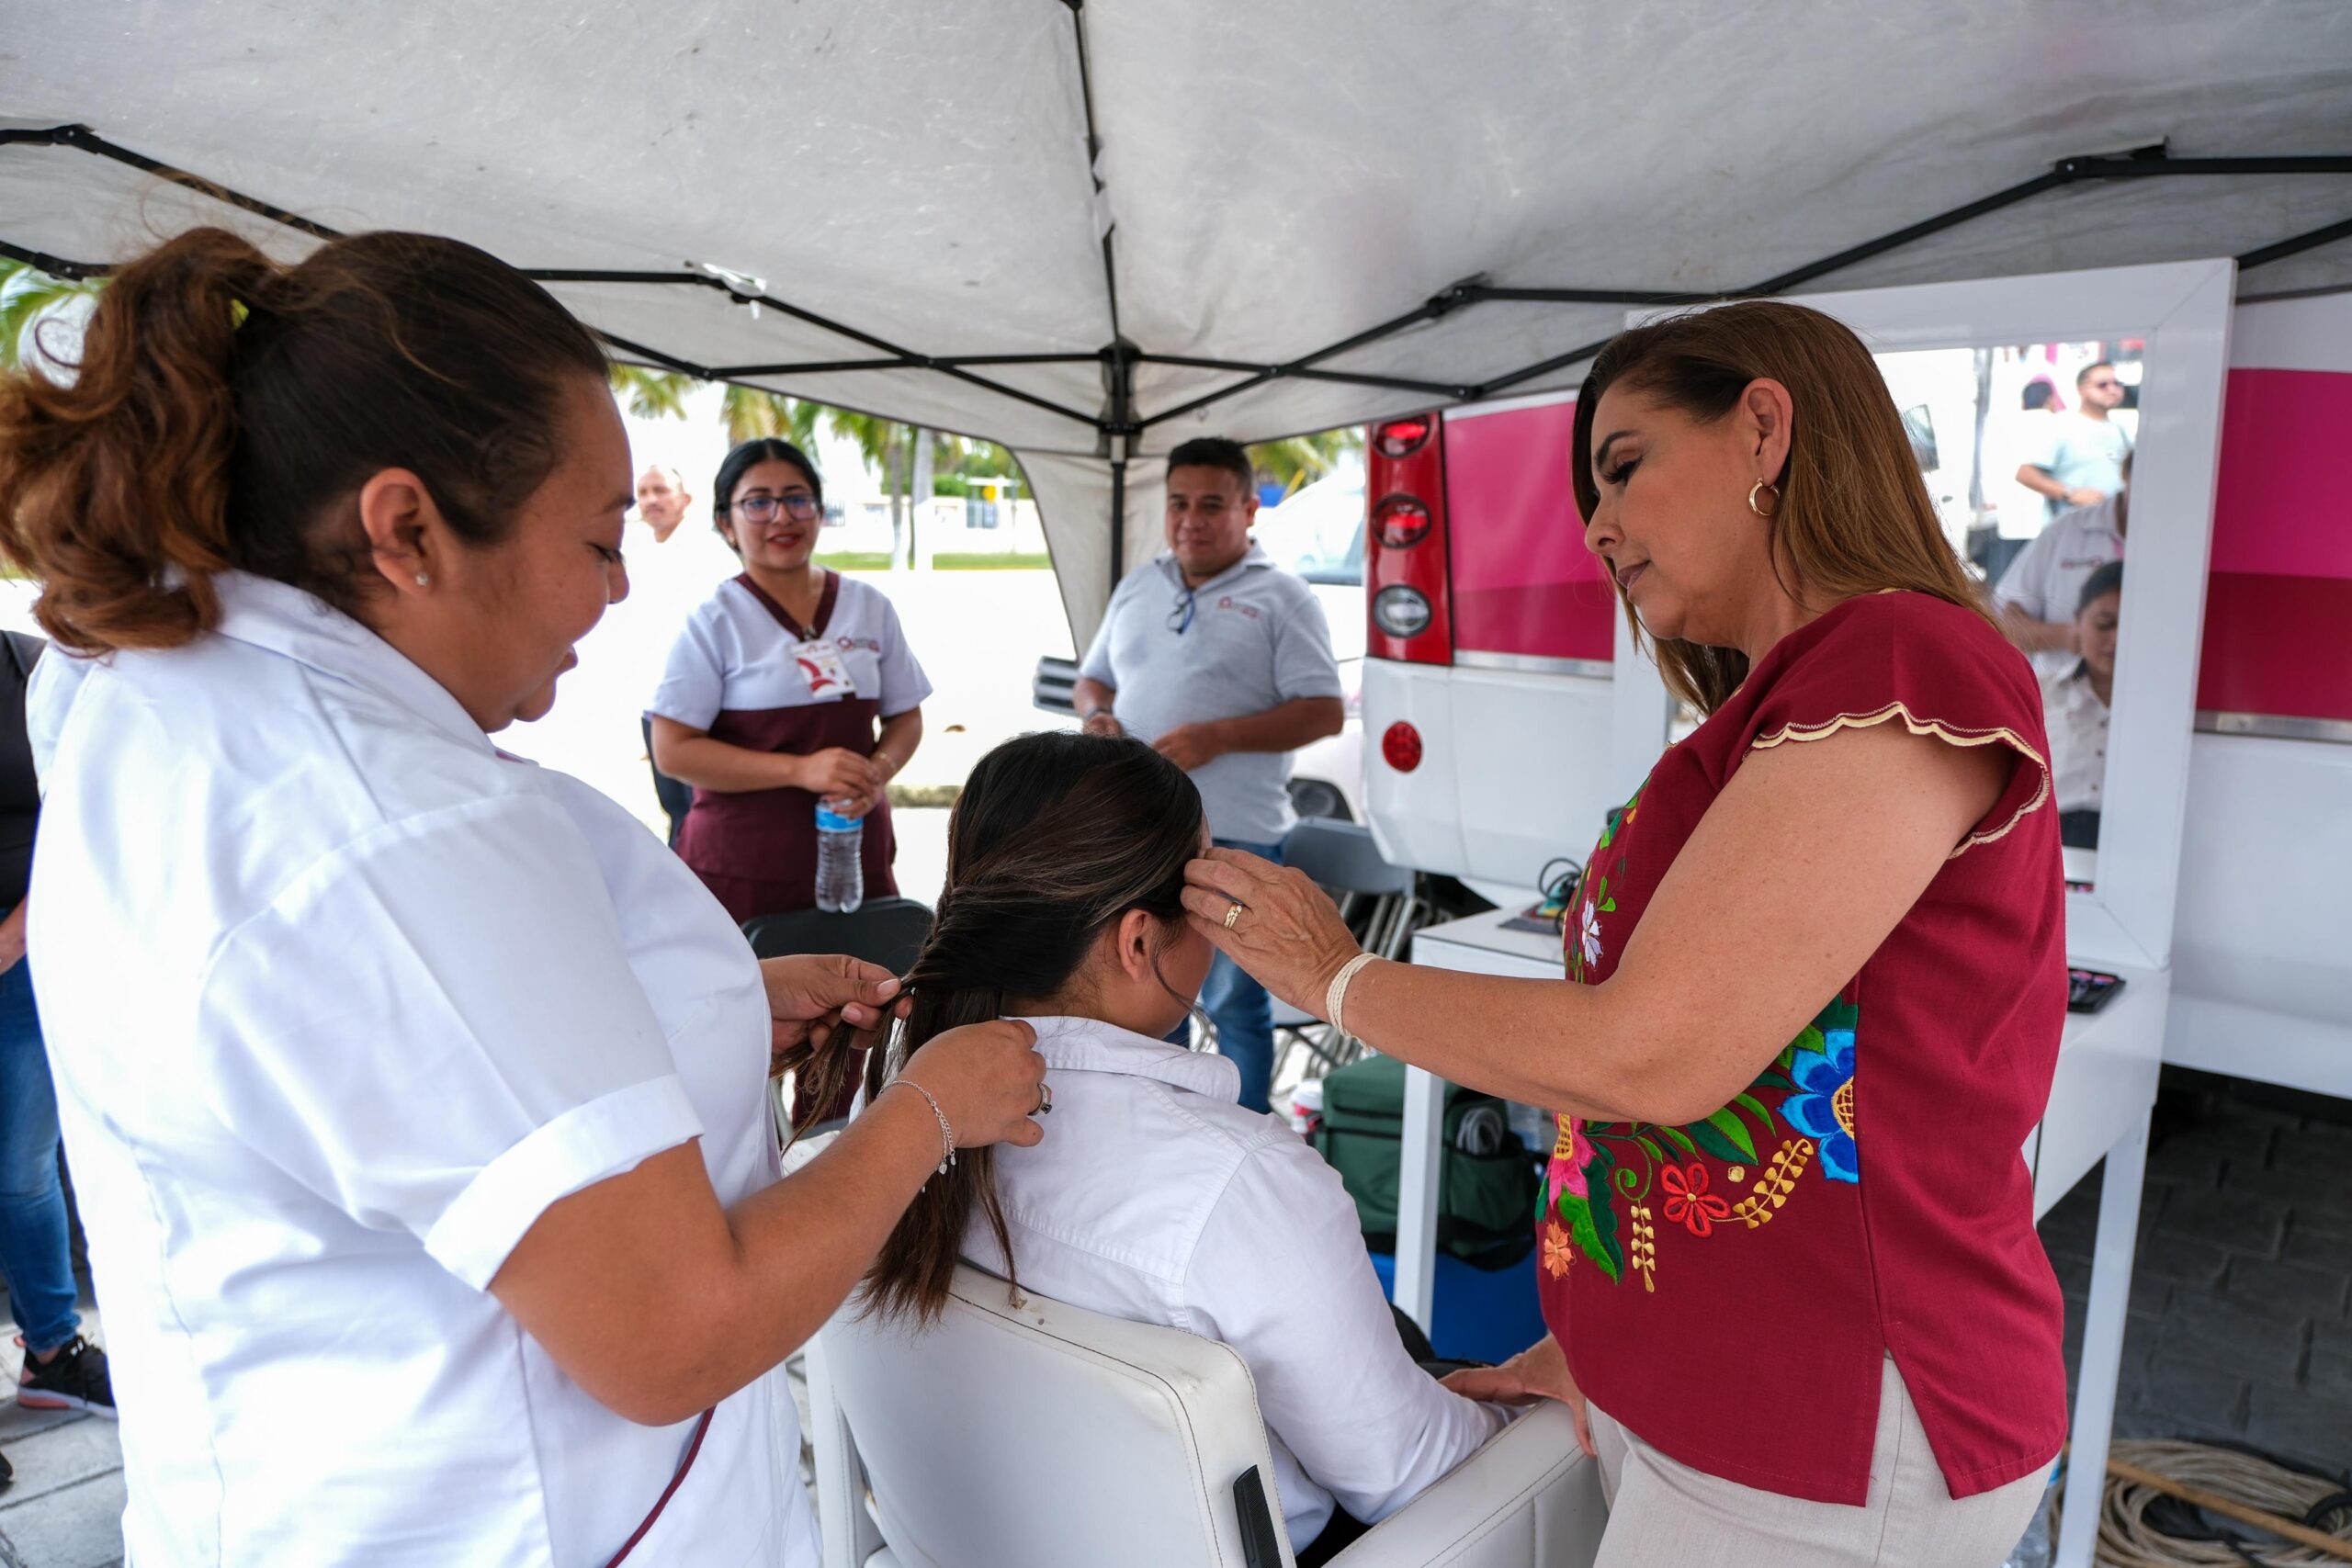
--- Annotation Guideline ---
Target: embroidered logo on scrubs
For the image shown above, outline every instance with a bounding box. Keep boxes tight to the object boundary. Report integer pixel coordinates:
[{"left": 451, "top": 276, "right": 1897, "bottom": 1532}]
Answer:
[{"left": 793, "top": 637, "right": 854, "bottom": 699}]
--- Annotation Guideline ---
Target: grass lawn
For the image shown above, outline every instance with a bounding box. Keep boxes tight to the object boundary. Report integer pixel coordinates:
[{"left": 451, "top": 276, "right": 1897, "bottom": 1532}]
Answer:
[{"left": 816, "top": 552, "right": 1053, "bottom": 572}]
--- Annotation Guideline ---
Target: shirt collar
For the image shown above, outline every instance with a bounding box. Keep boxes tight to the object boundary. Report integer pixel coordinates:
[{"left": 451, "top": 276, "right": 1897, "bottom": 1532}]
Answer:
[
  {"left": 1013, "top": 1014, "right": 1242, "bottom": 1103},
  {"left": 210, "top": 571, "right": 495, "bottom": 755},
  {"left": 1153, "top": 541, "right": 1274, "bottom": 597}
]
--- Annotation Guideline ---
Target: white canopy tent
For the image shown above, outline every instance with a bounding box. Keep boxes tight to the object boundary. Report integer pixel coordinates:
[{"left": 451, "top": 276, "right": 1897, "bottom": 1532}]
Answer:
[{"left": 5, "top": 1, "right": 2348, "bottom": 639}]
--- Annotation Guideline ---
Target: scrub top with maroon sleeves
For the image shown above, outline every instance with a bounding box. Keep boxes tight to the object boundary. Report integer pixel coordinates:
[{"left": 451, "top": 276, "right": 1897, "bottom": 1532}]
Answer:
[
  {"left": 1537, "top": 591, "right": 2069, "bottom": 1506},
  {"left": 650, "top": 571, "right": 932, "bottom": 923}
]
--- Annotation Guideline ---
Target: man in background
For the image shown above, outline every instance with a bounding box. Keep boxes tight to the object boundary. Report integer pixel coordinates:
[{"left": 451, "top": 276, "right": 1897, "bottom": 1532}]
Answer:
[
  {"left": 634, "top": 463, "right": 695, "bottom": 542},
  {"left": 2016, "top": 360, "right": 2132, "bottom": 522},
  {"left": 1073, "top": 438, "right": 1344, "bottom": 1112}
]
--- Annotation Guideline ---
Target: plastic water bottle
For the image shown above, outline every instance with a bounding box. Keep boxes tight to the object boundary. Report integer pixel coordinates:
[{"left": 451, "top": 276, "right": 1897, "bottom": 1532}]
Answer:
[{"left": 814, "top": 799, "right": 865, "bottom": 914}]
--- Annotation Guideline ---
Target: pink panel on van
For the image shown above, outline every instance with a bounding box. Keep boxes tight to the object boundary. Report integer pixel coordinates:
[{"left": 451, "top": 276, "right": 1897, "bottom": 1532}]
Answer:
[
  {"left": 2196, "top": 367, "right": 2352, "bottom": 722},
  {"left": 2209, "top": 369, "right": 2352, "bottom": 579},
  {"left": 1442, "top": 401, "right": 1619, "bottom": 661}
]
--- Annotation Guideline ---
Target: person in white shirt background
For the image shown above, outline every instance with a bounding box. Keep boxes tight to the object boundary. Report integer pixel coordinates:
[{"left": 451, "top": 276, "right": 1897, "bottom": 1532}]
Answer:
[
  {"left": 0, "top": 223, "right": 1050, "bottom": 1567},
  {"left": 2041, "top": 560, "right": 2123, "bottom": 851},
  {"left": 2013, "top": 358, "right": 2132, "bottom": 522},
  {"left": 805, "top": 730, "right": 1506, "bottom": 1568},
  {"left": 629, "top": 462, "right": 746, "bottom": 842},
  {"left": 1995, "top": 449, "right": 2129, "bottom": 679}
]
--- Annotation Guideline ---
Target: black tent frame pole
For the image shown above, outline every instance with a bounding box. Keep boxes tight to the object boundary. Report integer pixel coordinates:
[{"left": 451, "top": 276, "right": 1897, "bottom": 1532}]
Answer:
[{"left": 6, "top": 128, "right": 2351, "bottom": 445}]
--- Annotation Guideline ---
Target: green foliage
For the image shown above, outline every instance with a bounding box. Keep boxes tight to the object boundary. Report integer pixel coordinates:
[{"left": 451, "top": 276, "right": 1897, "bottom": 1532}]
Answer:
[
  {"left": 0, "top": 260, "right": 104, "bottom": 371},
  {"left": 1249, "top": 428, "right": 1364, "bottom": 496}
]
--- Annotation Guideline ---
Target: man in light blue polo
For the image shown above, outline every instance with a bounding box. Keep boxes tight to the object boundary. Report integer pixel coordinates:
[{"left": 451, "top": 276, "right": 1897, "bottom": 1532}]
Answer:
[{"left": 1073, "top": 437, "right": 1344, "bottom": 1112}]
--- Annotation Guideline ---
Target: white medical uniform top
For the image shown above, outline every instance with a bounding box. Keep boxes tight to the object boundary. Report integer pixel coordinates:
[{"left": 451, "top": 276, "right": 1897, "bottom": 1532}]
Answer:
[
  {"left": 2040, "top": 668, "right": 2110, "bottom": 815},
  {"left": 961, "top": 1016, "right": 1506, "bottom": 1547},
  {"left": 648, "top": 572, "right": 932, "bottom": 728},
  {"left": 26, "top": 572, "right": 819, "bottom": 1568},
  {"left": 1992, "top": 496, "right": 2126, "bottom": 679}
]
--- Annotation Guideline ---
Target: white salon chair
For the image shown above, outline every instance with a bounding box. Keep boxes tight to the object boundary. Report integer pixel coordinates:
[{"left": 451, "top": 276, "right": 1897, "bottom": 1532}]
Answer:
[{"left": 807, "top": 1265, "right": 1607, "bottom": 1568}]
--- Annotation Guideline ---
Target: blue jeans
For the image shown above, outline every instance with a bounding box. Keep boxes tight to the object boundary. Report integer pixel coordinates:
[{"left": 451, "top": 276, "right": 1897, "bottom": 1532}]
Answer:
[
  {"left": 1182, "top": 838, "right": 1283, "bottom": 1114},
  {"left": 0, "top": 959, "right": 77, "bottom": 1353}
]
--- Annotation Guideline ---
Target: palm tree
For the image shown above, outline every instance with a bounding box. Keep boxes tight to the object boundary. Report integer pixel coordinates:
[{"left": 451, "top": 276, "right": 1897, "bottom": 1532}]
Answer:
[
  {"left": 1250, "top": 428, "right": 1364, "bottom": 498},
  {"left": 607, "top": 363, "right": 694, "bottom": 422}
]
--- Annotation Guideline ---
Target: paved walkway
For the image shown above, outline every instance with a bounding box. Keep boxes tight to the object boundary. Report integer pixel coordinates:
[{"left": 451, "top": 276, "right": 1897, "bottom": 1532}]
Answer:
[{"left": 2, "top": 1068, "right": 2344, "bottom": 1562}]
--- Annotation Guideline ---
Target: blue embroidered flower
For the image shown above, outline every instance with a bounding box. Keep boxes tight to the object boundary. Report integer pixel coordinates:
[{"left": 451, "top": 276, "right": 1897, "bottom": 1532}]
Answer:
[{"left": 1781, "top": 1028, "right": 1859, "bottom": 1183}]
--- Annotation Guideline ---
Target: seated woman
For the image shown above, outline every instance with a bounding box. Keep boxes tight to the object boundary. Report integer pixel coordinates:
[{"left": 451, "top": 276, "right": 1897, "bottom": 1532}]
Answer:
[
  {"left": 804, "top": 732, "right": 1505, "bottom": 1562},
  {"left": 648, "top": 437, "right": 930, "bottom": 922},
  {"left": 2041, "top": 560, "right": 2121, "bottom": 850}
]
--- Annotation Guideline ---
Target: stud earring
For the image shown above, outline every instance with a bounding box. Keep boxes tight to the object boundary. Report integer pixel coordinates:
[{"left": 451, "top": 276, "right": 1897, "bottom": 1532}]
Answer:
[{"left": 413, "top": 571, "right": 432, "bottom": 588}]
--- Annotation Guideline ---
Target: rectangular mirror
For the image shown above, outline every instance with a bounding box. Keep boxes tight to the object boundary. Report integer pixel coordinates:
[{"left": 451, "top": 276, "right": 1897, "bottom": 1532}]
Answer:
[
  {"left": 1873, "top": 337, "right": 2139, "bottom": 888},
  {"left": 1612, "top": 260, "right": 2234, "bottom": 973}
]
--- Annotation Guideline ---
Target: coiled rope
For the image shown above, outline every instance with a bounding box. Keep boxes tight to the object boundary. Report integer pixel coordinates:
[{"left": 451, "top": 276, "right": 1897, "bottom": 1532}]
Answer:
[{"left": 2052, "top": 1439, "right": 2352, "bottom": 1566}]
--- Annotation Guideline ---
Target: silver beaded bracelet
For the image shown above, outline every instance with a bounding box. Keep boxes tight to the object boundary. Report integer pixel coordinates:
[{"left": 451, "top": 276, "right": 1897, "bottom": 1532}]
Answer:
[{"left": 894, "top": 1077, "right": 956, "bottom": 1181}]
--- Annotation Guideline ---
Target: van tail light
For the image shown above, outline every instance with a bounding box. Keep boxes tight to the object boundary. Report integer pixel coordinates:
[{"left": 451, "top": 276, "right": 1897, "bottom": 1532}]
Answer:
[
  {"left": 1364, "top": 412, "right": 1452, "bottom": 666},
  {"left": 1382, "top": 721, "right": 1424, "bottom": 773}
]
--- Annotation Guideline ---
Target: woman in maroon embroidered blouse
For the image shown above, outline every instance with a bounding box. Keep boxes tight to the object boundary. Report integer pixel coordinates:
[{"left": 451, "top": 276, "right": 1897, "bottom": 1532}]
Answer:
[
  {"left": 648, "top": 439, "right": 933, "bottom": 924},
  {"left": 1185, "top": 303, "right": 2067, "bottom": 1562}
]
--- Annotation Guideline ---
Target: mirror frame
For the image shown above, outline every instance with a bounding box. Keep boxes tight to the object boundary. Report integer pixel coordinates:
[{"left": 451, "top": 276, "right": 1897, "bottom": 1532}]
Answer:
[{"left": 1609, "top": 259, "right": 2236, "bottom": 972}]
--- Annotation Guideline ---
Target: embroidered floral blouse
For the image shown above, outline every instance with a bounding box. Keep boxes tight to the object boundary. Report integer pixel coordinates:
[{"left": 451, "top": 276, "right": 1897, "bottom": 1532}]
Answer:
[{"left": 1536, "top": 592, "right": 2070, "bottom": 1506}]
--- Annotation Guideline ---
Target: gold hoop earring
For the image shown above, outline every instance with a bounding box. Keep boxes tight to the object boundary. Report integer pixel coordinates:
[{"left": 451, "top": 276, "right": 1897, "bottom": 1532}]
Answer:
[{"left": 1747, "top": 479, "right": 1779, "bottom": 518}]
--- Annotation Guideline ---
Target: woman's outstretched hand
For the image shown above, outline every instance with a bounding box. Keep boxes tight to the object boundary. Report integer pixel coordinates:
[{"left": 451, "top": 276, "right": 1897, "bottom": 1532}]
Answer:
[
  {"left": 1181, "top": 847, "right": 1363, "bottom": 1020},
  {"left": 1441, "top": 1336, "right": 1597, "bottom": 1456}
]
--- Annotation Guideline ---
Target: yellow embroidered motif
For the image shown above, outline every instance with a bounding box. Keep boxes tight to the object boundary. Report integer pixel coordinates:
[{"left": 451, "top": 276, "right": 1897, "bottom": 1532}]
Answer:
[
  {"left": 1629, "top": 1205, "right": 1657, "bottom": 1293},
  {"left": 1732, "top": 1137, "right": 1815, "bottom": 1229}
]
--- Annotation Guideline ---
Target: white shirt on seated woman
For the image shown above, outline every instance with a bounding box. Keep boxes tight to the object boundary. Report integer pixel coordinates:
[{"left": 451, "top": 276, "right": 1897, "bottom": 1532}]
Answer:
[
  {"left": 971, "top": 1012, "right": 1505, "bottom": 1546},
  {"left": 820, "top": 730, "right": 1504, "bottom": 1556}
]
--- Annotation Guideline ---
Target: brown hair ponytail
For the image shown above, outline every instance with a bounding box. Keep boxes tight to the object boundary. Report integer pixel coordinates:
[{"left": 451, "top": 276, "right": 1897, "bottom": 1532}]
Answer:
[
  {"left": 0, "top": 231, "right": 275, "bottom": 651},
  {"left": 786, "top": 732, "right": 1206, "bottom": 1327},
  {"left": 0, "top": 227, "right": 605, "bottom": 655}
]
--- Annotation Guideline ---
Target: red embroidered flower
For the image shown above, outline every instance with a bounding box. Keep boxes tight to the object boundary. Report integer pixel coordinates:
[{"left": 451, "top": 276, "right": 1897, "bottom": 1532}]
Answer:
[
  {"left": 1541, "top": 1223, "right": 1574, "bottom": 1279},
  {"left": 1659, "top": 1162, "right": 1732, "bottom": 1237}
]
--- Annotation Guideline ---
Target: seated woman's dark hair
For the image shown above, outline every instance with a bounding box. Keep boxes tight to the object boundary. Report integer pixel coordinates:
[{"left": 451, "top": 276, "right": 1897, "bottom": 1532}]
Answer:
[
  {"left": 786, "top": 731, "right": 1204, "bottom": 1326},
  {"left": 0, "top": 227, "right": 607, "bottom": 655}
]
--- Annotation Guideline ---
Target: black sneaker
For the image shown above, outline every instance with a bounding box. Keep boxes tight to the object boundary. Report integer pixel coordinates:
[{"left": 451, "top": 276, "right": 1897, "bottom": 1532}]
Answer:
[
  {"left": 0, "top": 1447, "right": 13, "bottom": 1494},
  {"left": 18, "top": 1334, "right": 114, "bottom": 1418}
]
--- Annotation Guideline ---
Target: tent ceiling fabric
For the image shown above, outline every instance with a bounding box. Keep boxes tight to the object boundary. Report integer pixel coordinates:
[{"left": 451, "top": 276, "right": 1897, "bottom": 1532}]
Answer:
[{"left": 6, "top": 1, "right": 2351, "bottom": 636}]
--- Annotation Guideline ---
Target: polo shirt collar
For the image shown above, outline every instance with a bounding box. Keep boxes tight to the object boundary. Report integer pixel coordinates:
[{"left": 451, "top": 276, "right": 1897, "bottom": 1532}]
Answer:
[
  {"left": 1153, "top": 541, "right": 1275, "bottom": 597},
  {"left": 1014, "top": 1014, "right": 1243, "bottom": 1103},
  {"left": 210, "top": 570, "right": 494, "bottom": 755}
]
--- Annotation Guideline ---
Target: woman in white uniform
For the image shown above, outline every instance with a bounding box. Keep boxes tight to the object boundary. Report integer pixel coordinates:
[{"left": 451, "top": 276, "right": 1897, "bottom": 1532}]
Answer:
[
  {"left": 649, "top": 439, "right": 930, "bottom": 925},
  {"left": 0, "top": 227, "right": 1047, "bottom": 1567}
]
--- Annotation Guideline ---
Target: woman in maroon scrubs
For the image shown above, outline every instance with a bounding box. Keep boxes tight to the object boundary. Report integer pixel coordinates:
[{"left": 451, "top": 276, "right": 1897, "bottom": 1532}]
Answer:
[{"left": 649, "top": 439, "right": 931, "bottom": 923}]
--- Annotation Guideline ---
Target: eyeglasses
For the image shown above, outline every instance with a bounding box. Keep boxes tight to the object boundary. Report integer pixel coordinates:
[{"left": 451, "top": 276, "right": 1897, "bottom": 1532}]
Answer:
[
  {"left": 728, "top": 493, "right": 820, "bottom": 524},
  {"left": 1167, "top": 587, "right": 1198, "bottom": 635}
]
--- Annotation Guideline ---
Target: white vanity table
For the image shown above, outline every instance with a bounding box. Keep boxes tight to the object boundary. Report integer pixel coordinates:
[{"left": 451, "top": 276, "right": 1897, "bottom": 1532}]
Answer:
[{"left": 1381, "top": 259, "right": 2233, "bottom": 1568}]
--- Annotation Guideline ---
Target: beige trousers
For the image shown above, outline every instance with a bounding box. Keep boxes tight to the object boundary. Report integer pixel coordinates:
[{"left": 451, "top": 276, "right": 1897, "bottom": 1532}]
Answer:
[{"left": 1587, "top": 1357, "right": 2048, "bottom": 1568}]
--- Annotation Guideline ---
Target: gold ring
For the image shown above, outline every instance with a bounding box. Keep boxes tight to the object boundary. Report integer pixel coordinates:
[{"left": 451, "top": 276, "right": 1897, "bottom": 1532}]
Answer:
[{"left": 1223, "top": 903, "right": 1243, "bottom": 931}]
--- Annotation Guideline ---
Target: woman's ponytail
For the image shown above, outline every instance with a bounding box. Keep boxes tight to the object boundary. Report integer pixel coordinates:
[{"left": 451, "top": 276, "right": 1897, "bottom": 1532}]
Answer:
[
  {"left": 830, "top": 732, "right": 1208, "bottom": 1328},
  {"left": 0, "top": 228, "right": 277, "bottom": 653},
  {"left": 0, "top": 225, "right": 605, "bottom": 657}
]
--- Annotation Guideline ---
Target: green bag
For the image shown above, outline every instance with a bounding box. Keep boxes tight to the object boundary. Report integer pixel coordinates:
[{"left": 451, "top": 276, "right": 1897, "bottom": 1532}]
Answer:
[{"left": 1309, "top": 1053, "right": 1540, "bottom": 1269}]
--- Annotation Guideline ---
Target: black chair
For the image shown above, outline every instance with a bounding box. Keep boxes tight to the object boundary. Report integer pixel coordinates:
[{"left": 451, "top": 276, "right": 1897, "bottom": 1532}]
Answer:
[{"left": 741, "top": 896, "right": 934, "bottom": 976}]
